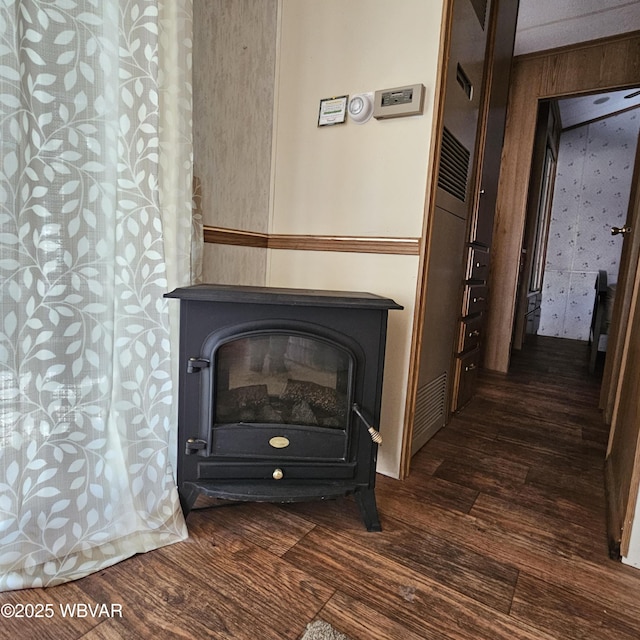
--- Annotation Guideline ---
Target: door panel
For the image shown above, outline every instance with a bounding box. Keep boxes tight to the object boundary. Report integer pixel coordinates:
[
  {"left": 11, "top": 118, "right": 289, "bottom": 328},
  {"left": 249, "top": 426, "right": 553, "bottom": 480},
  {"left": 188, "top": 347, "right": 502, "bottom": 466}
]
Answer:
[
  {"left": 412, "top": 207, "right": 467, "bottom": 454},
  {"left": 411, "top": 0, "right": 490, "bottom": 456},
  {"left": 606, "top": 241, "right": 640, "bottom": 557},
  {"left": 602, "top": 134, "right": 640, "bottom": 424},
  {"left": 604, "top": 134, "right": 640, "bottom": 557},
  {"left": 436, "top": 0, "right": 488, "bottom": 220}
]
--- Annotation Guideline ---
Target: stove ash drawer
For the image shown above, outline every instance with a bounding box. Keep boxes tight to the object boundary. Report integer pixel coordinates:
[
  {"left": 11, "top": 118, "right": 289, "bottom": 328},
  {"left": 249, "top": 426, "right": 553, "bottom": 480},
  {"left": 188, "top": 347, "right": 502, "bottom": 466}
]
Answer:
[
  {"left": 197, "top": 460, "right": 357, "bottom": 481},
  {"left": 210, "top": 423, "right": 348, "bottom": 461}
]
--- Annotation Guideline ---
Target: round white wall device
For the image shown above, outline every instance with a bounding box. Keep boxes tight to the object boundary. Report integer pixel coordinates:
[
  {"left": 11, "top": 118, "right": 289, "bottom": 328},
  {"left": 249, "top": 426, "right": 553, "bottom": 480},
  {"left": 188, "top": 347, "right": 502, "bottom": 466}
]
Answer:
[{"left": 348, "top": 93, "right": 374, "bottom": 124}]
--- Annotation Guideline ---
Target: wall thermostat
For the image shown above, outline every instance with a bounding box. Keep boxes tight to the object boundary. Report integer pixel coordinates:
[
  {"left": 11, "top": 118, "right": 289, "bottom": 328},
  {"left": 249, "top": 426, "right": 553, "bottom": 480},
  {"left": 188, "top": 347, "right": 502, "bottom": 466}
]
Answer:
[
  {"left": 348, "top": 92, "right": 374, "bottom": 124},
  {"left": 373, "top": 83, "right": 425, "bottom": 120}
]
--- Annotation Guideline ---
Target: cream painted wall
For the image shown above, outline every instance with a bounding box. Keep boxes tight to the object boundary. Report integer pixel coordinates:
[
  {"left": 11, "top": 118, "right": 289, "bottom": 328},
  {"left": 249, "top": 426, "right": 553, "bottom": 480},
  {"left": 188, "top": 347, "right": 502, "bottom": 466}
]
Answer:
[
  {"left": 272, "top": 0, "right": 443, "bottom": 238},
  {"left": 192, "top": 0, "right": 445, "bottom": 477},
  {"left": 268, "top": 251, "right": 419, "bottom": 477},
  {"left": 268, "top": 0, "right": 445, "bottom": 477}
]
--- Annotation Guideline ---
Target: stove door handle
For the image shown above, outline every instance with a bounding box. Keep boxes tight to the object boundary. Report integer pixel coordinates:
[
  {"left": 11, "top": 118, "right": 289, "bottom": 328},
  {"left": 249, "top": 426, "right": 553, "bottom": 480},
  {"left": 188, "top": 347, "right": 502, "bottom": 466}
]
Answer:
[{"left": 352, "top": 403, "right": 383, "bottom": 445}]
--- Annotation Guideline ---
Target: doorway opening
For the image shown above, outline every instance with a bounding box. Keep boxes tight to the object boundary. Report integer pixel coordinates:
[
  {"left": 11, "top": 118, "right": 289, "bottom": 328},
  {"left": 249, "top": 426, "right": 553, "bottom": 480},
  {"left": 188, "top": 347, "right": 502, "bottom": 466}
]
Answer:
[{"left": 513, "top": 88, "right": 640, "bottom": 385}]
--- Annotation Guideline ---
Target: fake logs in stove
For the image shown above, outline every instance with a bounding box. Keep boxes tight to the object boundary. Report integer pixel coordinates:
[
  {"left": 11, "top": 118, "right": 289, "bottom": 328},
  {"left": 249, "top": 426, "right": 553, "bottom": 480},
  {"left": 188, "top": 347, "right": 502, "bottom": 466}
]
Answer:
[{"left": 165, "top": 284, "right": 402, "bottom": 531}]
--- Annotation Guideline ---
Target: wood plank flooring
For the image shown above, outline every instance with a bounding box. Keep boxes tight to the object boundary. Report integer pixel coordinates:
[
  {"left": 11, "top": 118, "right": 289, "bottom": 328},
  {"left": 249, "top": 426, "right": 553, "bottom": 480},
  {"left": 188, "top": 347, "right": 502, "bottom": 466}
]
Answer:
[{"left": 3, "top": 336, "right": 640, "bottom": 639}]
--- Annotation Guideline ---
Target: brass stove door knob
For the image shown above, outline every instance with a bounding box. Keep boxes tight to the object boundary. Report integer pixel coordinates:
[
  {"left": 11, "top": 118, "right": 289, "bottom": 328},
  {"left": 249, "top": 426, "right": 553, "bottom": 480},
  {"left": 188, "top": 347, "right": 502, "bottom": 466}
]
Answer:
[{"left": 272, "top": 468, "right": 283, "bottom": 480}]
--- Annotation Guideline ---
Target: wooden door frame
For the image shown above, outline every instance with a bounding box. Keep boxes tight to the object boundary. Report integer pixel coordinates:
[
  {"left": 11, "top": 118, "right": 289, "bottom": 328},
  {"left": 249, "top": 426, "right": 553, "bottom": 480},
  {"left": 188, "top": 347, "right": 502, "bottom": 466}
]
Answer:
[
  {"left": 483, "top": 31, "right": 640, "bottom": 374},
  {"left": 512, "top": 101, "right": 559, "bottom": 351}
]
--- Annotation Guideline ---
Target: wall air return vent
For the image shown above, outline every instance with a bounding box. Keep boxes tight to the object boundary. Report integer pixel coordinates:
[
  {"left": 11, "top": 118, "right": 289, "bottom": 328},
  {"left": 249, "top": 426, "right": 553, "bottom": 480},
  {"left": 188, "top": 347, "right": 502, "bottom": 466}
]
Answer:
[
  {"left": 469, "top": 0, "right": 488, "bottom": 29},
  {"left": 411, "top": 372, "right": 447, "bottom": 455},
  {"left": 438, "top": 127, "right": 471, "bottom": 202}
]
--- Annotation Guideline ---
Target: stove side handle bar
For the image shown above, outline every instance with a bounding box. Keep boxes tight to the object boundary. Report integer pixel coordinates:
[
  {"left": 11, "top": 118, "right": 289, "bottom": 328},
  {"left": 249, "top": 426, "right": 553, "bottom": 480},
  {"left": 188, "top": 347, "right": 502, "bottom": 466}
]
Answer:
[{"left": 352, "top": 403, "right": 383, "bottom": 444}]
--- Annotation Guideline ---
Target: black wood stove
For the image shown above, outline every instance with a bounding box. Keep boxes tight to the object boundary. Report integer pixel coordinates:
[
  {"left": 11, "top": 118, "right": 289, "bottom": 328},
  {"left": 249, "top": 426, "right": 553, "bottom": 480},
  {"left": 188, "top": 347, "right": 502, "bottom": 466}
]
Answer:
[{"left": 165, "top": 284, "right": 402, "bottom": 531}]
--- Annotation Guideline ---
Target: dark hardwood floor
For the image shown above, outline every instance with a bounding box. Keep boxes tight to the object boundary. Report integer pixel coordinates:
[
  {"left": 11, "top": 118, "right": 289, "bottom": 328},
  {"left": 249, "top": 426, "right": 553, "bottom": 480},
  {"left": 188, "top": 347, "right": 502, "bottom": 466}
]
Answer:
[{"left": 3, "top": 336, "right": 640, "bottom": 639}]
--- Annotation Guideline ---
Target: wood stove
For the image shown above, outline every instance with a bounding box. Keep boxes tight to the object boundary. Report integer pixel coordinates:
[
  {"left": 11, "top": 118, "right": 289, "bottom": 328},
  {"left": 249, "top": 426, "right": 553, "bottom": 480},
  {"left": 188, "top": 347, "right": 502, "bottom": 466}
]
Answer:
[{"left": 165, "top": 284, "right": 402, "bottom": 531}]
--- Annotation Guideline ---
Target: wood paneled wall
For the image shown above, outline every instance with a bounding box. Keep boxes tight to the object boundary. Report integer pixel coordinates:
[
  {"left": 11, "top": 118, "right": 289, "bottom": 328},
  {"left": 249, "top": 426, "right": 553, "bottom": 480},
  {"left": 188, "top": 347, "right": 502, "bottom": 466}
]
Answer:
[{"left": 483, "top": 32, "right": 640, "bottom": 374}]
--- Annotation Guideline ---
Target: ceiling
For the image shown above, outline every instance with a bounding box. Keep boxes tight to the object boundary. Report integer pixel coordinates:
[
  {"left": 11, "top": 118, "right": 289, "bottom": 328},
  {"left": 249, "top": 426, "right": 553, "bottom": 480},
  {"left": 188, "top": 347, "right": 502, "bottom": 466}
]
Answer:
[
  {"left": 557, "top": 88, "right": 640, "bottom": 130},
  {"left": 514, "top": 0, "right": 640, "bottom": 128}
]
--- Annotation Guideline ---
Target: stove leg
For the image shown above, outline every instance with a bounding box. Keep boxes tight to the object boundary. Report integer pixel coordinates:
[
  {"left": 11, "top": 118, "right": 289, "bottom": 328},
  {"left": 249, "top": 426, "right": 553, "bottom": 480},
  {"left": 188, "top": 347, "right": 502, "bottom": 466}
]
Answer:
[
  {"left": 179, "top": 484, "right": 200, "bottom": 518},
  {"left": 355, "top": 488, "right": 382, "bottom": 532}
]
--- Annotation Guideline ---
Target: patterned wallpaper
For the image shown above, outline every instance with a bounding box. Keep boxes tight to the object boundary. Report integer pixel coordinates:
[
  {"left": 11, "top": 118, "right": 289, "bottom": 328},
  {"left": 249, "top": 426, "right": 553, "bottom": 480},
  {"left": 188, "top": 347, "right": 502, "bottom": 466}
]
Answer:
[
  {"left": 194, "top": 0, "right": 277, "bottom": 285},
  {"left": 539, "top": 109, "right": 639, "bottom": 341}
]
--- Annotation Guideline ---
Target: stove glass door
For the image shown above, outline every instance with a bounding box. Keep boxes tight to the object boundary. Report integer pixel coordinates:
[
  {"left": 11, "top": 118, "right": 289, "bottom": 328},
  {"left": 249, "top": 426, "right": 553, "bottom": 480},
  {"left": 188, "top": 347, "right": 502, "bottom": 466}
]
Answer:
[{"left": 214, "top": 333, "right": 353, "bottom": 429}]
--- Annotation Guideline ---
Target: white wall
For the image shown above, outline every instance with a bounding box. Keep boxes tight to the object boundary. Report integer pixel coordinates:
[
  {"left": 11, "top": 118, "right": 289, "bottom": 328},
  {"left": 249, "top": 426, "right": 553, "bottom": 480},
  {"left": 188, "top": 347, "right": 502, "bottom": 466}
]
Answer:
[
  {"left": 624, "top": 491, "right": 640, "bottom": 568},
  {"left": 268, "top": 0, "right": 444, "bottom": 476}
]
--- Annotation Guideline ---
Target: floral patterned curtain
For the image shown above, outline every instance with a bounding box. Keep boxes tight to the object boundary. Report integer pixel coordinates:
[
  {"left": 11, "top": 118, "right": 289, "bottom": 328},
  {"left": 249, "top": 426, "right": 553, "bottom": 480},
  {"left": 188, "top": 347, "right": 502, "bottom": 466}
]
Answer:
[{"left": 0, "top": 0, "right": 194, "bottom": 590}]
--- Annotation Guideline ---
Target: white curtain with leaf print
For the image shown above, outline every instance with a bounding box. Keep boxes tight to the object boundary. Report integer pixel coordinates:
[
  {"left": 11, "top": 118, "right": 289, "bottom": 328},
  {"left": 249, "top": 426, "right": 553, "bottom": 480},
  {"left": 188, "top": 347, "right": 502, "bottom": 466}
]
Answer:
[{"left": 0, "top": 0, "right": 195, "bottom": 590}]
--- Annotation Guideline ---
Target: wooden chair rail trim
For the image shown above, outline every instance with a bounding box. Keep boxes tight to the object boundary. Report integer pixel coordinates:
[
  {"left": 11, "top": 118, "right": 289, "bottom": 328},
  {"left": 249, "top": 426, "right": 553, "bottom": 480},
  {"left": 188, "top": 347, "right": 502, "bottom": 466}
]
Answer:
[
  {"left": 203, "top": 226, "right": 268, "bottom": 248},
  {"left": 203, "top": 225, "right": 421, "bottom": 255}
]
